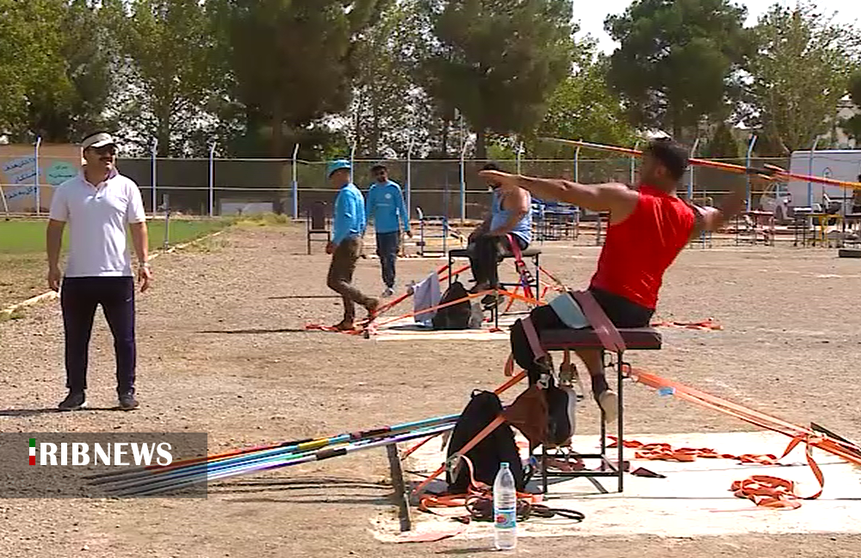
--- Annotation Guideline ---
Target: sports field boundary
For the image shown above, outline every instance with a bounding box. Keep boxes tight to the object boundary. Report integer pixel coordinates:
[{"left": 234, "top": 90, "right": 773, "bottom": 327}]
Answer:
[{"left": 0, "top": 228, "right": 229, "bottom": 320}]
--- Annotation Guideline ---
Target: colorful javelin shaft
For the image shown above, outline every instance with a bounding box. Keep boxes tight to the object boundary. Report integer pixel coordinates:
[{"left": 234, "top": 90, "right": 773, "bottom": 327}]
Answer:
[
  {"left": 542, "top": 138, "right": 861, "bottom": 192},
  {"left": 91, "top": 413, "right": 461, "bottom": 487},
  {"left": 106, "top": 423, "right": 456, "bottom": 497}
]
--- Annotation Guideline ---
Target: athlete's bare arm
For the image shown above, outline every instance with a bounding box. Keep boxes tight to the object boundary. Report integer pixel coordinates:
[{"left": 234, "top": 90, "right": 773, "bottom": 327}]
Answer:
[
  {"left": 478, "top": 170, "right": 639, "bottom": 223},
  {"left": 689, "top": 174, "right": 774, "bottom": 239}
]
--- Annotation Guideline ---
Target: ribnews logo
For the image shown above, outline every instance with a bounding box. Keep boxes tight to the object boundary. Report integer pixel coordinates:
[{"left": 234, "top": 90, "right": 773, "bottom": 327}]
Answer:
[
  {"left": 27, "top": 437, "right": 174, "bottom": 467},
  {"left": 2, "top": 432, "right": 208, "bottom": 499}
]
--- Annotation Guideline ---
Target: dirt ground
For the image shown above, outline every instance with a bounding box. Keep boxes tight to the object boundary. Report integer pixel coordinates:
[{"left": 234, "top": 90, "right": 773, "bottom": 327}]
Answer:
[{"left": 1, "top": 223, "right": 860, "bottom": 558}]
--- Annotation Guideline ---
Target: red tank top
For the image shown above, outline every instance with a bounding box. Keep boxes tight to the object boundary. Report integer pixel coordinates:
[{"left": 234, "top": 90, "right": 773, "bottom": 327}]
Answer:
[{"left": 590, "top": 186, "right": 695, "bottom": 310}]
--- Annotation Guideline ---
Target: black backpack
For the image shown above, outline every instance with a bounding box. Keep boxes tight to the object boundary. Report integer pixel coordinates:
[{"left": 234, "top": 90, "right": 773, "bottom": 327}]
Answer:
[
  {"left": 445, "top": 390, "right": 526, "bottom": 493},
  {"left": 432, "top": 280, "right": 472, "bottom": 330}
]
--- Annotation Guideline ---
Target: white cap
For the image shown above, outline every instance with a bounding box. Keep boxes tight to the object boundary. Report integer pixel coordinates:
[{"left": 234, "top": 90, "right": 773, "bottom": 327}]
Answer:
[{"left": 81, "top": 132, "right": 117, "bottom": 150}]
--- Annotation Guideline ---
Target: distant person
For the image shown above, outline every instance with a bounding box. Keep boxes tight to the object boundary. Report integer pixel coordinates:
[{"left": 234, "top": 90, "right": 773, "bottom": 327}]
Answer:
[
  {"left": 853, "top": 175, "right": 861, "bottom": 214},
  {"left": 326, "top": 160, "right": 379, "bottom": 330},
  {"left": 46, "top": 131, "right": 152, "bottom": 411},
  {"left": 365, "top": 163, "right": 411, "bottom": 298},
  {"left": 467, "top": 162, "right": 532, "bottom": 308}
]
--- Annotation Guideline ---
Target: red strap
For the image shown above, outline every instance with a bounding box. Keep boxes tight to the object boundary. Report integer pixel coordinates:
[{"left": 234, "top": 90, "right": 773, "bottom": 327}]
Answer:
[
  {"left": 520, "top": 316, "right": 547, "bottom": 362},
  {"left": 570, "top": 290, "right": 626, "bottom": 352},
  {"left": 507, "top": 234, "right": 535, "bottom": 300}
]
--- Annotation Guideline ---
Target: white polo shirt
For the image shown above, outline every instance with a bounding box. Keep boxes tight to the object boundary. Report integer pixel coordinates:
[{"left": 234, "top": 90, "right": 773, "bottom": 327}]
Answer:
[{"left": 49, "top": 168, "right": 146, "bottom": 278}]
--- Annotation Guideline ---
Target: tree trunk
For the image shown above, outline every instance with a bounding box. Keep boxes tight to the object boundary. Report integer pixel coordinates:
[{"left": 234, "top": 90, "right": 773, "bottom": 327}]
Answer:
[
  {"left": 671, "top": 119, "right": 682, "bottom": 144},
  {"left": 157, "top": 108, "right": 170, "bottom": 157},
  {"left": 475, "top": 127, "right": 487, "bottom": 160},
  {"left": 369, "top": 87, "right": 380, "bottom": 157},
  {"left": 440, "top": 119, "right": 449, "bottom": 158},
  {"left": 271, "top": 98, "right": 284, "bottom": 157}
]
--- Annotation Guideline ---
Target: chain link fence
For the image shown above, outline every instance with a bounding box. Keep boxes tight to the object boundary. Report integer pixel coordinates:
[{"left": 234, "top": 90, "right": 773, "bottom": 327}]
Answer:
[{"left": 2, "top": 154, "right": 791, "bottom": 220}]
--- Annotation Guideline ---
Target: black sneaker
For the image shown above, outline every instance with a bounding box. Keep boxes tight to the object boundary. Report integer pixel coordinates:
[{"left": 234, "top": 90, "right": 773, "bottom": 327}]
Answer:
[
  {"left": 118, "top": 392, "right": 139, "bottom": 411},
  {"left": 58, "top": 391, "right": 87, "bottom": 411}
]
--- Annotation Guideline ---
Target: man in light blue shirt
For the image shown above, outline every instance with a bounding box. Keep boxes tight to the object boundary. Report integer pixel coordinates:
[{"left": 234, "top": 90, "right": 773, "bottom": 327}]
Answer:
[
  {"left": 365, "top": 163, "right": 411, "bottom": 297},
  {"left": 325, "top": 160, "right": 378, "bottom": 330}
]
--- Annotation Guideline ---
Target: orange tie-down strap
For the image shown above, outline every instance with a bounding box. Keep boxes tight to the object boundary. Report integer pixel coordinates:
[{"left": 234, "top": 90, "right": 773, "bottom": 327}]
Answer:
[
  {"left": 304, "top": 324, "right": 363, "bottom": 334},
  {"left": 304, "top": 262, "right": 473, "bottom": 334},
  {"left": 608, "top": 437, "right": 779, "bottom": 465},
  {"left": 608, "top": 436, "right": 823, "bottom": 510},
  {"left": 622, "top": 368, "right": 861, "bottom": 510},
  {"left": 650, "top": 318, "right": 723, "bottom": 331},
  {"left": 413, "top": 454, "right": 584, "bottom": 530}
]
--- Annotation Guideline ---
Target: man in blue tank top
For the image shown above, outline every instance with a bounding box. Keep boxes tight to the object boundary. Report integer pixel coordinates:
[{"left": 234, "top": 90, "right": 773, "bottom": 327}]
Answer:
[{"left": 467, "top": 163, "right": 532, "bottom": 307}]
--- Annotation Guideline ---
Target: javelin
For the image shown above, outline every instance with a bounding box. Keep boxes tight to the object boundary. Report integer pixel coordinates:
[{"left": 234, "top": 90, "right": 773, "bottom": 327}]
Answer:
[
  {"left": 87, "top": 412, "right": 461, "bottom": 484},
  {"left": 103, "top": 423, "right": 456, "bottom": 497},
  {"left": 542, "top": 138, "right": 861, "bottom": 192}
]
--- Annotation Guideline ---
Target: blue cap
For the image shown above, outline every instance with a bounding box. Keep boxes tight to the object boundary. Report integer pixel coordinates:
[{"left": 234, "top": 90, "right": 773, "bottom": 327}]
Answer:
[{"left": 327, "top": 159, "right": 351, "bottom": 177}]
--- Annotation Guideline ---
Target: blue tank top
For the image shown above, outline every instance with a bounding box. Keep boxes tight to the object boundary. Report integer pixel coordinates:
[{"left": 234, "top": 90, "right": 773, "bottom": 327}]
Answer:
[{"left": 490, "top": 188, "right": 532, "bottom": 244}]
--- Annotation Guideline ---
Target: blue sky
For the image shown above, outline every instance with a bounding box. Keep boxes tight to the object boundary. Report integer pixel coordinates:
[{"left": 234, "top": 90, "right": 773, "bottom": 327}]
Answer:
[{"left": 576, "top": 0, "right": 861, "bottom": 54}]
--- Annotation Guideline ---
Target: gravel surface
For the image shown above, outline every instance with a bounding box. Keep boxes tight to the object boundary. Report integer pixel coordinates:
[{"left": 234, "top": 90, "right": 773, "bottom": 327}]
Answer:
[{"left": 0, "top": 223, "right": 859, "bottom": 557}]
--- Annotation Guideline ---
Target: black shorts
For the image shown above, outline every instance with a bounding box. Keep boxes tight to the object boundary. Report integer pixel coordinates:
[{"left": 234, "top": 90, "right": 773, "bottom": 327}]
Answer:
[{"left": 587, "top": 287, "right": 654, "bottom": 328}]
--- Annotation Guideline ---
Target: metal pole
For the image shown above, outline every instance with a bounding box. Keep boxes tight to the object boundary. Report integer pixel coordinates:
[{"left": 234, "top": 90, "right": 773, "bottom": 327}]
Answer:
[
  {"left": 460, "top": 140, "right": 468, "bottom": 224},
  {"left": 162, "top": 194, "right": 170, "bottom": 249},
  {"left": 208, "top": 142, "right": 216, "bottom": 217},
  {"left": 406, "top": 138, "right": 413, "bottom": 221},
  {"left": 807, "top": 138, "right": 820, "bottom": 208},
  {"left": 745, "top": 134, "right": 758, "bottom": 211},
  {"left": 292, "top": 143, "right": 299, "bottom": 220},
  {"left": 574, "top": 145, "right": 581, "bottom": 182},
  {"left": 630, "top": 140, "right": 640, "bottom": 184},
  {"left": 34, "top": 136, "right": 42, "bottom": 215},
  {"left": 151, "top": 138, "right": 158, "bottom": 217},
  {"left": 516, "top": 142, "right": 524, "bottom": 174},
  {"left": 350, "top": 141, "right": 357, "bottom": 184},
  {"left": 688, "top": 138, "right": 700, "bottom": 201}
]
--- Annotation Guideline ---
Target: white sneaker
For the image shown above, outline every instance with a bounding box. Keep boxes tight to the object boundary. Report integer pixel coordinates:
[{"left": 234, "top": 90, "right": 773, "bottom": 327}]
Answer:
[
  {"left": 597, "top": 390, "right": 619, "bottom": 424},
  {"left": 381, "top": 287, "right": 394, "bottom": 298}
]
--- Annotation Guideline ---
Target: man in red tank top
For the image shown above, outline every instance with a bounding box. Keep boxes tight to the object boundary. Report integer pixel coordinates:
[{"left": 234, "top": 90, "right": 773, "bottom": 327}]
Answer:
[{"left": 480, "top": 138, "right": 765, "bottom": 422}]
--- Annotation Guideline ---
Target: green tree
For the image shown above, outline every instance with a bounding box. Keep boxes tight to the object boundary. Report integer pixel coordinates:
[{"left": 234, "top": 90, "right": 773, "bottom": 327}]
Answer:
[
  {"left": 25, "top": 0, "right": 118, "bottom": 142},
  {"left": 217, "top": 0, "right": 388, "bottom": 157},
  {"left": 744, "top": 3, "right": 858, "bottom": 154},
  {"left": 527, "top": 43, "right": 636, "bottom": 158},
  {"left": 702, "top": 121, "right": 740, "bottom": 158},
  {"left": 842, "top": 70, "right": 861, "bottom": 144},
  {"left": 423, "top": 0, "right": 576, "bottom": 159},
  {"left": 347, "top": 1, "right": 434, "bottom": 158},
  {"left": 605, "top": 0, "right": 748, "bottom": 141},
  {"left": 0, "top": 0, "right": 69, "bottom": 138},
  {"left": 109, "top": 0, "right": 221, "bottom": 156}
]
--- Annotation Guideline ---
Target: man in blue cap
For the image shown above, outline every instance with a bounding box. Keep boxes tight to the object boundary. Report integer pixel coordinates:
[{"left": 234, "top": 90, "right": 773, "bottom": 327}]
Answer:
[
  {"left": 365, "top": 163, "right": 411, "bottom": 297},
  {"left": 326, "top": 160, "right": 379, "bottom": 330}
]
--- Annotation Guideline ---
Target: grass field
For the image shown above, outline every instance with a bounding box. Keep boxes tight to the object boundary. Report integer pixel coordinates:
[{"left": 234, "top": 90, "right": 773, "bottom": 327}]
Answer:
[
  {"left": 0, "top": 217, "right": 232, "bottom": 309},
  {"left": 0, "top": 218, "right": 228, "bottom": 254}
]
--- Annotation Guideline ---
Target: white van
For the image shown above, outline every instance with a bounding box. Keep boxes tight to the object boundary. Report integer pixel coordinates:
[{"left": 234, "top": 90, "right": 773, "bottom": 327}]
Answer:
[{"left": 785, "top": 149, "right": 861, "bottom": 213}]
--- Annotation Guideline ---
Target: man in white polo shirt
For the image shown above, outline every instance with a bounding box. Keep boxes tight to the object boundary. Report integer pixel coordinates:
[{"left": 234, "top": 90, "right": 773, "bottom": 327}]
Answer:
[{"left": 46, "top": 131, "right": 152, "bottom": 411}]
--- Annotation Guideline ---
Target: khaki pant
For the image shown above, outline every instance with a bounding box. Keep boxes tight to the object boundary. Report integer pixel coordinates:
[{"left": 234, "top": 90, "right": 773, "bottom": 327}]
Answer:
[{"left": 327, "top": 236, "right": 375, "bottom": 321}]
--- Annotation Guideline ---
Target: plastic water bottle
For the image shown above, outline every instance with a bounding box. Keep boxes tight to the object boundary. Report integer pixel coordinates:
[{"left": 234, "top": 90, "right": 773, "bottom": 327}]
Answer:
[{"left": 493, "top": 462, "right": 517, "bottom": 550}]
